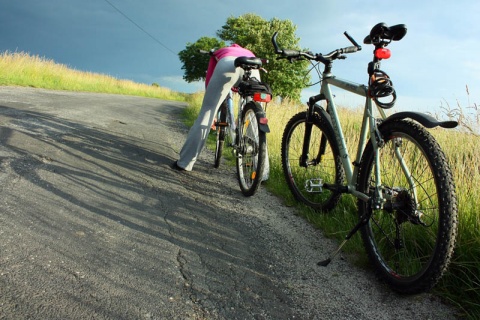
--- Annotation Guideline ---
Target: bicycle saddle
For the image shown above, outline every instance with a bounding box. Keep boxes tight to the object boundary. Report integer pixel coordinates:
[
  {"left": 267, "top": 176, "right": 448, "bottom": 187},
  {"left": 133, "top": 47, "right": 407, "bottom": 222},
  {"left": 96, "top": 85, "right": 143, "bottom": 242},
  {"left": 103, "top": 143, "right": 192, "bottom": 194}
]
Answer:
[
  {"left": 364, "top": 23, "right": 407, "bottom": 45},
  {"left": 234, "top": 56, "right": 263, "bottom": 69}
]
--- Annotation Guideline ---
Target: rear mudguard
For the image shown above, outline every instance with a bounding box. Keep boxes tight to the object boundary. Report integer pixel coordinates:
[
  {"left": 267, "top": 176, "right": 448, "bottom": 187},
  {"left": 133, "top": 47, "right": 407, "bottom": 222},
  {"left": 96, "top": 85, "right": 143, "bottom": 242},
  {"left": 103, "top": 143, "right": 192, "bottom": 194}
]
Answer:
[
  {"left": 259, "top": 121, "right": 270, "bottom": 133},
  {"left": 252, "top": 102, "right": 270, "bottom": 133},
  {"left": 382, "top": 111, "right": 458, "bottom": 129}
]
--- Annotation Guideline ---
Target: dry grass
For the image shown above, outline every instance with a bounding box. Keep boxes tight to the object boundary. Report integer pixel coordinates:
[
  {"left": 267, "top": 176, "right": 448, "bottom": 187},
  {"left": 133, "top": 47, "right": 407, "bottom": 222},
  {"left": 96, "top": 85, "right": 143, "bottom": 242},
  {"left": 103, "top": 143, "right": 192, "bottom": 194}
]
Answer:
[{"left": 0, "top": 51, "right": 186, "bottom": 101}]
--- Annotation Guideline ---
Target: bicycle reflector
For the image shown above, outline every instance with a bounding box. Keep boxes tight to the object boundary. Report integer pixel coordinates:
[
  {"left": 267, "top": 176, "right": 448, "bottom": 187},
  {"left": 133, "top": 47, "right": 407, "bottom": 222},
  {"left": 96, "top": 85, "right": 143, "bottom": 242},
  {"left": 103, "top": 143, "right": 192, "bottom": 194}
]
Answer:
[
  {"left": 374, "top": 48, "right": 391, "bottom": 59},
  {"left": 253, "top": 92, "right": 272, "bottom": 103}
]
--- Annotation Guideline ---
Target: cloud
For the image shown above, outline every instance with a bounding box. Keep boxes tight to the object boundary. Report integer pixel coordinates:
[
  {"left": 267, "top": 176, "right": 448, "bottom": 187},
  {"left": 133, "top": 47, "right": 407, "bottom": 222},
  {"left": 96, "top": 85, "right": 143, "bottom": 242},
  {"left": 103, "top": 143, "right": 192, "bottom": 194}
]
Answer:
[{"left": 158, "top": 75, "right": 203, "bottom": 93}]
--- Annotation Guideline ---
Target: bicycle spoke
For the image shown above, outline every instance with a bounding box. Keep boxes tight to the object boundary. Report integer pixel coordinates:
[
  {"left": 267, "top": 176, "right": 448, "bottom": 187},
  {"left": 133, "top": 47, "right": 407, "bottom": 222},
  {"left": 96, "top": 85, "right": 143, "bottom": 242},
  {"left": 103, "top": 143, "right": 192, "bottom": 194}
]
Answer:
[
  {"left": 358, "top": 120, "right": 457, "bottom": 293},
  {"left": 236, "top": 102, "right": 266, "bottom": 197}
]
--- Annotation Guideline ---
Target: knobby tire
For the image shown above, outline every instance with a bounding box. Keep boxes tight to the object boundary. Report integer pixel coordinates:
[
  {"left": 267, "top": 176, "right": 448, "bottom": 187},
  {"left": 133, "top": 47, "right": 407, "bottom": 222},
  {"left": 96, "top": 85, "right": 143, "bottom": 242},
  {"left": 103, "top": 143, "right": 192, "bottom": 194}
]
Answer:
[
  {"left": 357, "top": 119, "right": 458, "bottom": 294},
  {"left": 281, "top": 111, "right": 345, "bottom": 211},
  {"left": 236, "top": 102, "right": 266, "bottom": 197},
  {"left": 214, "top": 101, "right": 228, "bottom": 168}
]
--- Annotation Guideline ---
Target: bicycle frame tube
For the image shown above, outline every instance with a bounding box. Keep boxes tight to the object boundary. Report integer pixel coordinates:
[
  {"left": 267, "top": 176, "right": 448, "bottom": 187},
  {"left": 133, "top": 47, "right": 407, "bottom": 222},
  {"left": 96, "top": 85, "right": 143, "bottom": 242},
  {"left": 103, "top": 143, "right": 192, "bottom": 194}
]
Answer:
[
  {"left": 320, "top": 76, "right": 373, "bottom": 202},
  {"left": 226, "top": 93, "right": 236, "bottom": 142},
  {"left": 321, "top": 77, "right": 367, "bottom": 181},
  {"left": 321, "top": 75, "right": 418, "bottom": 205}
]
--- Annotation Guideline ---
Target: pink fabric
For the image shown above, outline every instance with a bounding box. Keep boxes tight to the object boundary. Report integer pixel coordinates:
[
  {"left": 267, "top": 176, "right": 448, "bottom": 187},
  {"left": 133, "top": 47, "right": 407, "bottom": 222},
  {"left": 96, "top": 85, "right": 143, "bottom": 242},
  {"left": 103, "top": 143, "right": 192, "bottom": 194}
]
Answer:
[{"left": 205, "top": 44, "right": 255, "bottom": 87}]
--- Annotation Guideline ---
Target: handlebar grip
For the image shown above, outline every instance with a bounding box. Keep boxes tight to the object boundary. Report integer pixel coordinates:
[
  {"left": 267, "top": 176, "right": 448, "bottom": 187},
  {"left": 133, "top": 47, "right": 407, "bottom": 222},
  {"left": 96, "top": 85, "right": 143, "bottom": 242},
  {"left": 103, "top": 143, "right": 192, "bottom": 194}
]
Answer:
[
  {"left": 282, "top": 49, "right": 302, "bottom": 58},
  {"left": 341, "top": 46, "right": 360, "bottom": 54}
]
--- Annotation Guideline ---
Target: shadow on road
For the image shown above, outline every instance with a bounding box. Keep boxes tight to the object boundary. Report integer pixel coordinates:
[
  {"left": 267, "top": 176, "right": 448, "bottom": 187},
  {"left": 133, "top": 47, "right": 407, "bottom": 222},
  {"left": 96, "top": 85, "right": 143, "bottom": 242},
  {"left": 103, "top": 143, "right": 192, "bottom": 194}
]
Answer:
[{"left": 0, "top": 99, "right": 292, "bottom": 319}]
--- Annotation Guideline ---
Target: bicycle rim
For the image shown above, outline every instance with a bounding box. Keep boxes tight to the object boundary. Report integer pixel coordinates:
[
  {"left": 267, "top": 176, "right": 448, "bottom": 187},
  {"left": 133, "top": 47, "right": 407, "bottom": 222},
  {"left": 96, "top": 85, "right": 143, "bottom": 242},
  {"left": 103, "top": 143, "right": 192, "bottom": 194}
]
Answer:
[
  {"left": 214, "top": 126, "right": 225, "bottom": 168},
  {"left": 282, "top": 112, "right": 344, "bottom": 211},
  {"left": 214, "top": 104, "right": 228, "bottom": 168},
  {"left": 236, "top": 102, "right": 266, "bottom": 197},
  {"left": 357, "top": 120, "right": 457, "bottom": 293}
]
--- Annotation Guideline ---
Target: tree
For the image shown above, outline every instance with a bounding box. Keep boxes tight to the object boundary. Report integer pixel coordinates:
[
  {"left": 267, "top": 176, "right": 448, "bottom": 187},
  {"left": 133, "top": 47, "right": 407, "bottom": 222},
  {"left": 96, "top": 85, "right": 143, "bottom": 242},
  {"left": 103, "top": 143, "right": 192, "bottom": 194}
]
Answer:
[
  {"left": 178, "top": 37, "right": 226, "bottom": 83},
  {"left": 178, "top": 14, "right": 309, "bottom": 100}
]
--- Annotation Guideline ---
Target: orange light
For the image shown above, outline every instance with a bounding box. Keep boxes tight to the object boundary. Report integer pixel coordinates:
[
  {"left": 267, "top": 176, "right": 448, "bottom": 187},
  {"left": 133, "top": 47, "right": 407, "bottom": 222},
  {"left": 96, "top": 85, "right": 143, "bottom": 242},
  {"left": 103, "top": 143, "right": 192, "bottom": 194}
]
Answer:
[
  {"left": 374, "top": 48, "right": 391, "bottom": 59},
  {"left": 259, "top": 117, "right": 268, "bottom": 125},
  {"left": 253, "top": 92, "right": 272, "bottom": 102}
]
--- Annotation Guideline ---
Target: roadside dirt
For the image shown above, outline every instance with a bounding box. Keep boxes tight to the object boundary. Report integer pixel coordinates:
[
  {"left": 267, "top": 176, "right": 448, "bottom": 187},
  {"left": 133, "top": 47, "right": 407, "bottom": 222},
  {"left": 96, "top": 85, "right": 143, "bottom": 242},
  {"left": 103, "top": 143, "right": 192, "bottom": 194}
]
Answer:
[{"left": 0, "top": 86, "right": 459, "bottom": 319}]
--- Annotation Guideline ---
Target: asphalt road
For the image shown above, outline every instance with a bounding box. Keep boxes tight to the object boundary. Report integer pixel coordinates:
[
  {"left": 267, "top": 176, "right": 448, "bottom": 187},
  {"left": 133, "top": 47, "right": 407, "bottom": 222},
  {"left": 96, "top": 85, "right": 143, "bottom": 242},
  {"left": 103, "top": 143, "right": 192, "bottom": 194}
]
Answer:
[{"left": 0, "top": 86, "right": 459, "bottom": 319}]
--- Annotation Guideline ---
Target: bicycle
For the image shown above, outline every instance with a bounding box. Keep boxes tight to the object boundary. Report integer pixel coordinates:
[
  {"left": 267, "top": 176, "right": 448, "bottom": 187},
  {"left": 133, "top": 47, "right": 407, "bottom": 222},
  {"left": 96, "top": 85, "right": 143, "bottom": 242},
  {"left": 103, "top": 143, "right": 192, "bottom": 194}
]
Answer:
[
  {"left": 199, "top": 50, "right": 272, "bottom": 196},
  {"left": 271, "top": 23, "right": 458, "bottom": 294}
]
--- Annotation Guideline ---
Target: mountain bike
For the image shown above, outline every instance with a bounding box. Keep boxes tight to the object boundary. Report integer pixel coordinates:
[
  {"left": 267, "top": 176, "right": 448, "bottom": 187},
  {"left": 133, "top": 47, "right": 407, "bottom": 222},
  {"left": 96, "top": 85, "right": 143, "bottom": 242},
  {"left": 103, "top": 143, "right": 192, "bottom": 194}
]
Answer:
[
  {"left": 200, "top": 50, "right": 272, "bottom": 196},
  {"left": 271, "top": 23, "right": 458, "bottom": 294}
]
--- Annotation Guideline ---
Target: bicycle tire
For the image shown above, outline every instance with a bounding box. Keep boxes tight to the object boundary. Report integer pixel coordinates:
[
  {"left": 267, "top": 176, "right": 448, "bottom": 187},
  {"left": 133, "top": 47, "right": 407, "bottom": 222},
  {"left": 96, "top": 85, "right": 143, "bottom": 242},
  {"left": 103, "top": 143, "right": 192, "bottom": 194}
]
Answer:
[
  {"left": 236, "top": 101, "right": 266, "bottom": 197},
  {"left": 214, "top": 101, "right": 228, "bottom": 168},
  {"left": 357, "top": 119, "right": 458, "bottom": 294},
  {"left": 281, "top": 111, "right": 345, "bottom": 211}
]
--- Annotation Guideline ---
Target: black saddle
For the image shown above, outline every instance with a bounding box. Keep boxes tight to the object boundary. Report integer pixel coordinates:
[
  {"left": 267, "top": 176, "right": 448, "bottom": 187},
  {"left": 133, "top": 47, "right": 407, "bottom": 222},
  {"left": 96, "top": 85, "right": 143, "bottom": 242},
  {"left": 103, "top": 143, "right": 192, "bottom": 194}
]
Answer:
[
  {"left": 234, "top": 56, "right": 263, "bottom": 69},
  {"left": 364, "top": 23, "right": 407, "bottom": 45}
]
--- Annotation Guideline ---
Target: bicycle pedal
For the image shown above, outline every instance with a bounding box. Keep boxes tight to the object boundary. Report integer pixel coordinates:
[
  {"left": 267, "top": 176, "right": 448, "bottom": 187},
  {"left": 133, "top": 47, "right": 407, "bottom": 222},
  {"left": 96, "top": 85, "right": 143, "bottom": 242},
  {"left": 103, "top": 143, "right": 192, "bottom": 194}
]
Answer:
[{"left": 216, "top": 122, "right": 229, "bottom": 127}]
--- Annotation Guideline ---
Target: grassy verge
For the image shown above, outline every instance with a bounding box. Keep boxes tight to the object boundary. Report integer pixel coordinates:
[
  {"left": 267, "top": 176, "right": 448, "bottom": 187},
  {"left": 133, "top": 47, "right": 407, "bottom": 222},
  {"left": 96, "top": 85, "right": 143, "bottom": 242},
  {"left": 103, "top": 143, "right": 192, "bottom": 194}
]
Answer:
[
  {"left": 0, "top": 51, "right": 187, "bottom": 101},
  {"left": 2, "top": 51, "right": 479, "bottom": 319},
  {"left": 186, "top": 93, "right": 480, "bottom": 319}
]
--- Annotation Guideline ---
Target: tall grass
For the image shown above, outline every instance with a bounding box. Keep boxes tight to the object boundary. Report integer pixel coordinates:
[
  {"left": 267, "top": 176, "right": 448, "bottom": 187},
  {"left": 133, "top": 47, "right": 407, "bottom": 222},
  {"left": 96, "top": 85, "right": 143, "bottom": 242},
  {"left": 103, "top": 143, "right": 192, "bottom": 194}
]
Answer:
[
  {"left": 189, "top": 94, "right": 480, "bottom": 319},
  {"left": 2, "top": 51, "right": 478, "bottom": 318},
  {"left": 270, "top": 101, "right": 480, "bottom": 319},
  {"left": 0, "top": 51, "right": 187, "bottom": 101}
]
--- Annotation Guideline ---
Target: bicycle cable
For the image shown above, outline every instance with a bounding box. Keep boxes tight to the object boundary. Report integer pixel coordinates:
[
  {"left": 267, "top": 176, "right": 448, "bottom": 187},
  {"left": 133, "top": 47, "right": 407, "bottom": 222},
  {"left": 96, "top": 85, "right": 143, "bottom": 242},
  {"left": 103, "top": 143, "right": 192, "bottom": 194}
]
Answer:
[
  {"left": 368, "top": 69, "right": 396, "bottom": 109},
  {"left": 303, "top": 61, "right": 322, "bottom": 87}
]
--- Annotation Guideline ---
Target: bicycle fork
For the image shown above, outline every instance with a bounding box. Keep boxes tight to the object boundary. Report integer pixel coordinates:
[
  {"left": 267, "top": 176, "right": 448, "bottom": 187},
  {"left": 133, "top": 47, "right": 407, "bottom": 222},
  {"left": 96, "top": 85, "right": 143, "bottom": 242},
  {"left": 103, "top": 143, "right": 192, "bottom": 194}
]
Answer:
[{"left": 300, "top": 100, "right": 334, "bottom": 193}]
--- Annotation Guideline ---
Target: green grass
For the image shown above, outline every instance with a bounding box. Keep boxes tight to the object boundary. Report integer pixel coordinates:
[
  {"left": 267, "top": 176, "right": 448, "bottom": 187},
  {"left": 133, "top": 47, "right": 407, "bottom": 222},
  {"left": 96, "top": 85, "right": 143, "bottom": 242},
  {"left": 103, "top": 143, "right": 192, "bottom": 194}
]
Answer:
[
  {"left": 0, "top": 51, "right": 188, "bottom": 101},
  {"left": 2, "top": 51, "right": 479, "bottom": 319},
  {"left": 192, "top": 95, "right": 480, "bottom": 319}
]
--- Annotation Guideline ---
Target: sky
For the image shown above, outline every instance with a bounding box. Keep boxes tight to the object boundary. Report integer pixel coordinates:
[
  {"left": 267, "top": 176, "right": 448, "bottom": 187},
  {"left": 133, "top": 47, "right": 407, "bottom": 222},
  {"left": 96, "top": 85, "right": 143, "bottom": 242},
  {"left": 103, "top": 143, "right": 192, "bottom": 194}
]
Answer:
[{"left": 1, "top": 0, "right": 479, "bottom": 114}]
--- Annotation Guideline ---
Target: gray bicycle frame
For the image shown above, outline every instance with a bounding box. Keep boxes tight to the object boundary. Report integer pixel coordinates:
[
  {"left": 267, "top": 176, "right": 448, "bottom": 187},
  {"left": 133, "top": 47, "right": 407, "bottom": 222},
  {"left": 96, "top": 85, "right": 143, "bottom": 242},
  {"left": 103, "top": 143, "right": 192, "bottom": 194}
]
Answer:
[
  {"left": 320, "top": 75, "right": 416, "bottom": 205},
  {"left": 225, "top": 92, "right": 255, "bottom": 148},
  {"left": 224, "top": 91, "right": 236, "bottom": 145}
]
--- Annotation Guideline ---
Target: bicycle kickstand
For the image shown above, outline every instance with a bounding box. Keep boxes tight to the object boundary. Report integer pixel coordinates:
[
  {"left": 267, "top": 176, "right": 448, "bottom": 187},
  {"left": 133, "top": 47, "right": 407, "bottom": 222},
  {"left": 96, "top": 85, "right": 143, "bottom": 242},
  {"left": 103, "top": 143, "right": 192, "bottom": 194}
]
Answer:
[{"left": 317, "top": 209, "right": 373, "bottom": 266}]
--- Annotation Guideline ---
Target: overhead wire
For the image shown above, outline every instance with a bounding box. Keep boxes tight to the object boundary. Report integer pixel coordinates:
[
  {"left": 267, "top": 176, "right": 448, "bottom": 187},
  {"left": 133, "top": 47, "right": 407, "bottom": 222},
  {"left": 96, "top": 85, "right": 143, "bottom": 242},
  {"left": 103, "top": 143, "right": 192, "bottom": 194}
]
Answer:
[{"left": 103, "top": 0, "right": 177, "bottom": 56}]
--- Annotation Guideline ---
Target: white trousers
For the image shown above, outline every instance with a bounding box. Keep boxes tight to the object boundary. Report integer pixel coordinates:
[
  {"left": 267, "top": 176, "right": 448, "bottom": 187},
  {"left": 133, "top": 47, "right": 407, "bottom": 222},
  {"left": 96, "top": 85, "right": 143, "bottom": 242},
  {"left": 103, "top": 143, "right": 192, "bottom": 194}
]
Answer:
[{"left": 177, "top": 56, "right": 268, "bottom": 178}]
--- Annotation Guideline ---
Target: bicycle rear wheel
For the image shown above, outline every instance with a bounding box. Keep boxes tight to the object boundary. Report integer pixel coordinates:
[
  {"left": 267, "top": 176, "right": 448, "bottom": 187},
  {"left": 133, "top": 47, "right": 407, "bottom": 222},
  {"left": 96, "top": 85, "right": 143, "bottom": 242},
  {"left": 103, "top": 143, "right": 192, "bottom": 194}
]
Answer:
[
  {"left": 236, "top": 101, "right": 266, "bottom": 197},
  {"left": 214, "top": 101, "right": 228, "bottom": 168},
  {"left": 357, "top": 119, "right": 458, "bottom": 294},
  {"left": 281, "top": 111, "right": 344, "bottom": 211}
]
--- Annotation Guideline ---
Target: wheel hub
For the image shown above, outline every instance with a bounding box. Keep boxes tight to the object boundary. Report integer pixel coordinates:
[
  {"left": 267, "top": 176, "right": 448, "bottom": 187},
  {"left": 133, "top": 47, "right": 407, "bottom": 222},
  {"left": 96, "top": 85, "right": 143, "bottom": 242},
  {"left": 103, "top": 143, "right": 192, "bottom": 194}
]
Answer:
[{"left": 383, "top": 187, "right": 424, "bottom": 225}]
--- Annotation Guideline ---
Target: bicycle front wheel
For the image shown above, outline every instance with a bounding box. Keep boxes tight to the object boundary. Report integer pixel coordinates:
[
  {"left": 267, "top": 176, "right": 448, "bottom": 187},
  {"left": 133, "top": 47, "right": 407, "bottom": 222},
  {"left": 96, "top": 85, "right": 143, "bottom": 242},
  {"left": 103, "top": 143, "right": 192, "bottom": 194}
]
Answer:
[
  {"left": 282, "top": 111, "right": 345, "bottom": 211},
  {"left": 236, "top": 101, "right": 266, "bottom": 197},
  {"left": 357, "top": 119, "right": 458, "bottom": 294}
]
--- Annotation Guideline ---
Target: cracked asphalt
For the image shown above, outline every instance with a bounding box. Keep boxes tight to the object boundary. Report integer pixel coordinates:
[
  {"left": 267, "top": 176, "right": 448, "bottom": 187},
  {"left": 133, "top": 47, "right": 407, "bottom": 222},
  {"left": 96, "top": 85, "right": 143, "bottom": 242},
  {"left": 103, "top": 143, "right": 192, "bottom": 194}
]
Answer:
[{"left": 0, "top": 86, "right": 459, "bottom": 319}]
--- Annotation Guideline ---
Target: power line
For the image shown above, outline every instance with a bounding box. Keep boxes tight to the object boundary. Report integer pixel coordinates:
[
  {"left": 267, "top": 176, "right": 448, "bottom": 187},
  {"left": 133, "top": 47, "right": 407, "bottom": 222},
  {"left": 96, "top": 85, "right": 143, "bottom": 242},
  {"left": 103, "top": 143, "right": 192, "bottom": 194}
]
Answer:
[{"left": 103, "top": 0, "right": 177, "bottom": 56}]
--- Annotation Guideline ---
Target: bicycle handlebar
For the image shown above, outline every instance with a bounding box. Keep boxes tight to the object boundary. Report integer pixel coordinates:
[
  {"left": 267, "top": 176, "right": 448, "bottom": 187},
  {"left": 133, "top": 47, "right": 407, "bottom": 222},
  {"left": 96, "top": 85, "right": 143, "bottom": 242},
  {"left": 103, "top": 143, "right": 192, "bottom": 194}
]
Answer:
[
  {"left": 271, "top": 31, "right": 362, "bottom": 64},
  {"left": 199, "top": 49, "right": 215, "bottom": 56}
]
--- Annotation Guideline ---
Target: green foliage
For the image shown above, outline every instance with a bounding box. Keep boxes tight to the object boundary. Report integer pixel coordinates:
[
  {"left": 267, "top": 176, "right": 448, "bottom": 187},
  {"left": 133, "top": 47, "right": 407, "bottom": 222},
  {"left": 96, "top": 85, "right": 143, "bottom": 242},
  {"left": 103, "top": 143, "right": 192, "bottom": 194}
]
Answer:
[
  {"left": 178, "top": 37, "right": 226, "bottom": 83},
  {"left": 178, "top": 14, "right": 309, "bottom": 101}
]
